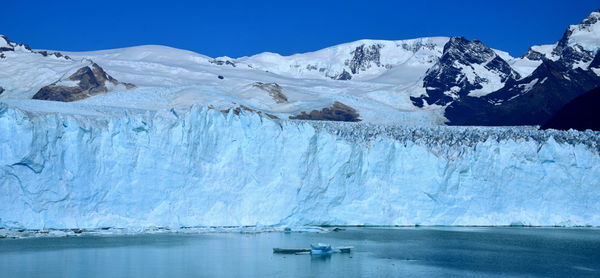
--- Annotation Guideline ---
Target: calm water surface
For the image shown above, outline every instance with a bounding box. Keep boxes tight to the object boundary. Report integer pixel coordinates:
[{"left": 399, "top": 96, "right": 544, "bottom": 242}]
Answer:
[{"left": 1, "top": 227, "right": 599, "bottom": 277}]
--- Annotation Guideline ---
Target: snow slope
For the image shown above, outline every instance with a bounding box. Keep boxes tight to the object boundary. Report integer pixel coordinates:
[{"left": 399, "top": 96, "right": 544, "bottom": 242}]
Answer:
[
  {"left": 1, "top": 101, "right": 599, "bottom": 229},
  {"left": 0, "top": 41, "right": 440, "bottom": 125},
  {"left": 237, "top": 37, "right": 448, "bottom": 81},
  {"left": 55, "top": 42, "right": 448, "bottom": 125}
]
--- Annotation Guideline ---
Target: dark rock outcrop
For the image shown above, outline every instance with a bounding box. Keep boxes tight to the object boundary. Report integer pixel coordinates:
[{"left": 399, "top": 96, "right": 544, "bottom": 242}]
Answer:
[
  {"left": 289, "top": 101, "right": 360, "bottom": 122},
  {"left": 209, "top": 59, "right": 236, "bottom": 67},
  {"left": 523, "top": 48, "right": 547, "bottom": 61},
  {"left": 345, "top": 44, "right": 383, "bottom": 74},
  {"left": 335, "top": 70, "right": 352, "bottom": 80},
  {"left": 252, "top": 82, "right": 288, "bottom": 103},
  {"left": 590, "top": 51, "right": 600, "bottom": 69},
  {"left": 327, "top": 43, "right": 389, "bottom": 80},
  {"left": 32, "top": 63, "right": 135, "bottom": 102},
  {"left": 0, "top": 87, "right": 4, "bottom": 95},
  {"left": 541, "top": 86, "right": 600, "bottom": 131},
  {"left": 36, "top": 50, "right": 71, "bottom": 60}
]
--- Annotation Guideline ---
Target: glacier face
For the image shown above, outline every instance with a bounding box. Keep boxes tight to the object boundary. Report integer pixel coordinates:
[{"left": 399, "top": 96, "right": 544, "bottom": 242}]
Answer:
[{"left": 1, "top": 102, "right": 600, "bottom": 229}]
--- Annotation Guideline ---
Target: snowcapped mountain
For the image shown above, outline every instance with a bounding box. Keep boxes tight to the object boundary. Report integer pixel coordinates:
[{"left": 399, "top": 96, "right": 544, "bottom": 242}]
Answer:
[
  {"left": 446, "top": 10, "right": 600, "bottom": 126},
  {"left": 235, "top": 37, "right": 448, "bottom": 82},
  {"left": 0, "top": 10, "right": 599, "bottom": 126},
  {"left": 410, "top": 37, "right": 520, "bottom": 107}
]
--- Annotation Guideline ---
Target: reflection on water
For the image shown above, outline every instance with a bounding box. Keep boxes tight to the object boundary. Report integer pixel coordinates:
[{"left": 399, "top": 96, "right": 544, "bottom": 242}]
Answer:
[{"left": 0, "top": 227, "right": 599, "bottom": 277}]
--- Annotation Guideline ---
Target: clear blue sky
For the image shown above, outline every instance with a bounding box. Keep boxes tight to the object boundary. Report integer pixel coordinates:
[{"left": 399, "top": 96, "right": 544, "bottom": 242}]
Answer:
[{"left": 2, "top": 0, "right": 598, "bottom": 58}]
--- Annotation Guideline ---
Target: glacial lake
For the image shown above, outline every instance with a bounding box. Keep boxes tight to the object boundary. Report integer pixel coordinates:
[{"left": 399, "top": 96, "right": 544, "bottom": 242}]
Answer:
[{"left": 1, "top": 227, "right": 599, "bottom": 277}]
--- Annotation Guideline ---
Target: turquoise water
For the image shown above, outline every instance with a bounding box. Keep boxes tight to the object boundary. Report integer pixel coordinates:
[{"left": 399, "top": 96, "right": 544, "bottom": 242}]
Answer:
[{"left": 1, "top": 227, "right": 599, "bottom": 277}]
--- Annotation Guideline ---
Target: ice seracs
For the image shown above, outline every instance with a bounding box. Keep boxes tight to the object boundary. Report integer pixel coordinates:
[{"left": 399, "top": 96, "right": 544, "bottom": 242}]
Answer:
[{"left": 0, "top": 103, "right": 599, "bottom": 230}]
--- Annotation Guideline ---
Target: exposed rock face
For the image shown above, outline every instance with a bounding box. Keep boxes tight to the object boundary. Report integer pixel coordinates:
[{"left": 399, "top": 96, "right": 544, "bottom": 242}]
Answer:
[
  {"left": 289, "top": 101, "right": 360, "bottom": 122},
  {"left": 32, "top": 63, "right": 135, "bottom": 102},
  {"left": 541, "top": 86, "right": 600, "bottom": 131},
  {"left": 522, "top": 48, "right": 547, "bottom": 61},
  {"left": 252, "top": 82, "right": 288, "bottom": 103},
  {"left": 345, "top": 44, "right": 383, "bottom": 74},
  {"left": 0, "top": 87, "right": 4, "bottom": 95},
  {"left": 412, "top": 37, "right": 519, "bottom": 107}
]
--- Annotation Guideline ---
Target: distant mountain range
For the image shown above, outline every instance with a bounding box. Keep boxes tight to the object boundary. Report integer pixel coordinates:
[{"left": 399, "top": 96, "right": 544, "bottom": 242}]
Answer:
[{"left": 1, "top": 10, "right": 599, "bottom": 127}]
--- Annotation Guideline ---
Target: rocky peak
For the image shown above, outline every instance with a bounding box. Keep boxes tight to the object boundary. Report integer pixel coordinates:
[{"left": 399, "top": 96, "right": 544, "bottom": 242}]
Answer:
[
  {"left": 552, "top": 10, "right": 600, "bottom": 68},
  {"left": 0, "top": 35, "right": 26, "bottom": 52},
  {"left": 442, "top": 37, "right": 496, "bottom": 64},
  {"left": 412, "top": 37, "right": 519, "bottom": 107}
]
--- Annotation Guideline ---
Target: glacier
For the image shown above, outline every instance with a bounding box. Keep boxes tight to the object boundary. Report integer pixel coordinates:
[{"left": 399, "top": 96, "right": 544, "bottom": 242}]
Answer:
[{"left": 1, "top": 101, "right": 600, "bottom": 230}]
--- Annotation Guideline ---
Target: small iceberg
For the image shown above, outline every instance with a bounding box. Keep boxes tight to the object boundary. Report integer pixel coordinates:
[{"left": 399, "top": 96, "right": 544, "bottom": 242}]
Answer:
[
  {"left": 273, "top": 243, "right": 353, "bottom": 255},
  {"left": 310, "top": 243, "right": 333, "bottom": 255}
]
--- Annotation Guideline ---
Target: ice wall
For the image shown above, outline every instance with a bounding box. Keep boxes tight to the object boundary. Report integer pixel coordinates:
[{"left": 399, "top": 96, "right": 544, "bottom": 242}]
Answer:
[{"left": 1, "top": 102, "right": 600, "bottom": 229}]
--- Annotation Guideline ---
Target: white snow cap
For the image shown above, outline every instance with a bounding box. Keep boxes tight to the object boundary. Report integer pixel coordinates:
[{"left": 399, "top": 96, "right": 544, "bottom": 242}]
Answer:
[
  {"left": 567, "top": 10, "right": 600, "bottom": 53},
  {"left": 0, "top": 35, "right": 13, "bottom": 48}
]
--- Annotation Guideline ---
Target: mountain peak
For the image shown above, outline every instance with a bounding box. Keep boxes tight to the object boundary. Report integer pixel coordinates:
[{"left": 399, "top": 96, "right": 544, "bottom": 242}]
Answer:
[
  {"left": 0, "top": 35, "right": 15, "bottom": 51},
  {"left": 546, "top": 10, "right": 600, "bottom": 69},
  {"left": 443, "top": 37, "right": 497, "bottom": 64},
  {"left": 556, "top": 10, "right": 600, "bottom": 54},
  {"left": 412, "top": 37, "right": 519, "bottom": 107},
  {"left": 0, "top": 34, "right": 32, "bottom": 52}
]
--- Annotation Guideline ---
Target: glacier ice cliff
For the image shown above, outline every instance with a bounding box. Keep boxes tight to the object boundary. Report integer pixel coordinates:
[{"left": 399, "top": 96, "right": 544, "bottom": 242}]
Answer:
[{"left": 1, "top": 101, "right": 600, "bottom": 229}]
